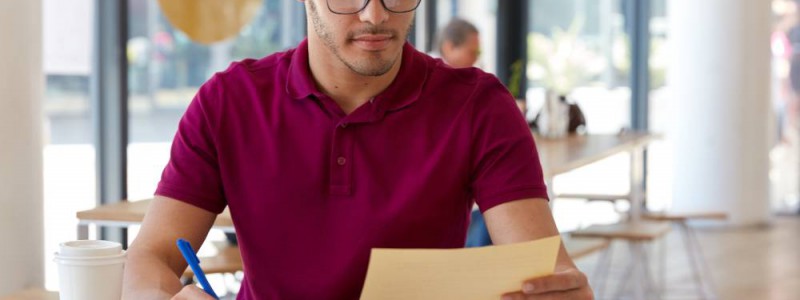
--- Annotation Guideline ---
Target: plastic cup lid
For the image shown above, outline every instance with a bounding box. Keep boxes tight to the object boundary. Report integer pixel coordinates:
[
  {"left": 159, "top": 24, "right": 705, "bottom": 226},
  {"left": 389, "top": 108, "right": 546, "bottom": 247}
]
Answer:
[{"left": 57, "top": 240, "right": 123, "bottom": 258}]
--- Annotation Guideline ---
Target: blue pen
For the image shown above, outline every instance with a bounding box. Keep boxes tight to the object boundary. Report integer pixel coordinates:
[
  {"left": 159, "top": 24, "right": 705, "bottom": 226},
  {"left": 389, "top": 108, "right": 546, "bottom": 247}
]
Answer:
[{"left": 177, "top": 238, "right": 220, "bottom": 299}]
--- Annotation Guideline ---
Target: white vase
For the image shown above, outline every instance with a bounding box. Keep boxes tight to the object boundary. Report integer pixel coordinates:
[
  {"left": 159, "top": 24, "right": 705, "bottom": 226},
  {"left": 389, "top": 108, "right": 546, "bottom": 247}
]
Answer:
[{"left": 536, "top": 90, "right": 569, "bottom": 138}]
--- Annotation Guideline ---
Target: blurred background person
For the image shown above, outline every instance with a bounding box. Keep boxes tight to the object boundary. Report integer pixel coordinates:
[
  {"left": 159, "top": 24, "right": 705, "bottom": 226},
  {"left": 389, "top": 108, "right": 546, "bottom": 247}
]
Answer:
[{"left": 434, "top": 18, "right": 481, "bottom": 68}]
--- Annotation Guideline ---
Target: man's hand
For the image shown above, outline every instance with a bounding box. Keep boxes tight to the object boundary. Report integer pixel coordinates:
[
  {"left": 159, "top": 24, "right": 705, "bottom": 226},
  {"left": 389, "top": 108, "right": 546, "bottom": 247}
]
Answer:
[
  {"left": 501, "top": 267, "right": 593, "bottom": 300},
  {"left": 171, "top": 285, "right": 217, "bottom": 300},
  {"left": 482, "top": 200, "right": 593, "bottom": 300}
]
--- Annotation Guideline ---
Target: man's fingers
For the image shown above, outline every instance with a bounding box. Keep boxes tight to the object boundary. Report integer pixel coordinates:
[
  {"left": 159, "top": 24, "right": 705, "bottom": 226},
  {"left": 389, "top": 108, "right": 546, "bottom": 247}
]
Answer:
[
  {"left": 522, "top": 269, "right": 587, "bottom": 294},
  {"left": 502, "top": 288, "right": 594, "bottom": 300}
]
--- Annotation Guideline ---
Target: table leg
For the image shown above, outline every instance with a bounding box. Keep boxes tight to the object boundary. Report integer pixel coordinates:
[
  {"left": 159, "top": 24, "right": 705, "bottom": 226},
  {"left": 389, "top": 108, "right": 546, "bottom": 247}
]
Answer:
[
  {"left": 682, "top": 221, "right": 718, "bottom": 299},
  {"left": 659, "top": 228, "right": 667, "bottom": 296},
  {"left": 629, "top": 147, "right": 646, "bottom": 221},
  {"left": 77, "top": 223, "right": 89, "bottom": 240}
]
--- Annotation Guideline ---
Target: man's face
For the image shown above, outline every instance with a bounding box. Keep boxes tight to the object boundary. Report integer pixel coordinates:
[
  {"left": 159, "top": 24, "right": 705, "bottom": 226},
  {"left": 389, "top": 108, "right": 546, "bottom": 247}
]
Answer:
[
  {"left": 442, "top": 32, "right": 481, "bottom": 68},
  {"left": 306, "top": 0, "right": 416, "bottom": 77}
]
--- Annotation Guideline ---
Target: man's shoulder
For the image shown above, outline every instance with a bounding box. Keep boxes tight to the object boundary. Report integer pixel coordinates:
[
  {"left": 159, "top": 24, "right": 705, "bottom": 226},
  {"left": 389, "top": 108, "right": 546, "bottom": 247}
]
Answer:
[
  {"left": 424, "top": 60, "right": 503, "bottom": 94},
  {"left": 192, "top": 47, "right": 299, "bottom": 111},
  {"left": 427, "top": 63, "right": 491, "bottom": 87},
  {"left": 218, "top": 47, "right": 296, "bottom": 79}
]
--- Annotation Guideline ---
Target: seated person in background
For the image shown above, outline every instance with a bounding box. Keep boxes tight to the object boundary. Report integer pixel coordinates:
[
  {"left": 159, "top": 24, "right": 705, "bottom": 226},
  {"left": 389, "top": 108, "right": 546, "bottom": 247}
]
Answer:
[
  {"left": 435, "top": 18, "right": 482, "bottom": 68},
  {"left": 123, "top": 0, "right": 591, "bottom": 299}
]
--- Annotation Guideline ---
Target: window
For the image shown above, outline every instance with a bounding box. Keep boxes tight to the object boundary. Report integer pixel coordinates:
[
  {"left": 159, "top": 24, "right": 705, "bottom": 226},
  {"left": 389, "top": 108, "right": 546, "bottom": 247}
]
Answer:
[
  {"left": 645, "top": 0, "right": 672, "bottom": 212},
  {"left": 42, "top": 0, "right": 96, "bottom": 290},
  {"left": 527, "top": 0, "right": 631, "bottom": 133},
  {"left": 770, "top": 0, "right": 800, "bottom": 213},
  {"left": 527, "top": 0, "right": 633, "bottom": 230},
  {"left": 126, "top": 0, "right": 306, "bottom": 203}
]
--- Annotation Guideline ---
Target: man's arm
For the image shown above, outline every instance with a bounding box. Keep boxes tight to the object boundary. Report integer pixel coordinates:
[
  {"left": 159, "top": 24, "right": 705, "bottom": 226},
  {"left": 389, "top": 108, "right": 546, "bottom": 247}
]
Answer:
[
  {"left": 122, "top": 196, "right": 218, "bottom": 300},
  {"left": 483, "top": 199, "right": 594, "bottom": 300}
]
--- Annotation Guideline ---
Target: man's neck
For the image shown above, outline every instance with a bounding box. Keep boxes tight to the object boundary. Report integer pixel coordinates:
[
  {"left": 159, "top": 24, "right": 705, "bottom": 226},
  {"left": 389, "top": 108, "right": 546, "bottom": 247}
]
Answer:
[{"left": 307, "top": 39, "right": 403, "bottom": 115}]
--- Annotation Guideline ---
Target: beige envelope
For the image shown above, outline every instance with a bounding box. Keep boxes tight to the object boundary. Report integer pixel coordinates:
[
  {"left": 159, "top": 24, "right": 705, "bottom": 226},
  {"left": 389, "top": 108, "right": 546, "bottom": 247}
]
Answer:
[{"left": 360, "top": 235, "right": 561, "bottom": 300}]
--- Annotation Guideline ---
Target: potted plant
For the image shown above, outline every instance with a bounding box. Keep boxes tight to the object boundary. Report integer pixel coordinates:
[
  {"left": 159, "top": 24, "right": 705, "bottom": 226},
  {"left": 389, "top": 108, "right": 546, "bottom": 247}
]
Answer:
[{"left": 527, "top": 19, "right": 602, "bottom": 137}]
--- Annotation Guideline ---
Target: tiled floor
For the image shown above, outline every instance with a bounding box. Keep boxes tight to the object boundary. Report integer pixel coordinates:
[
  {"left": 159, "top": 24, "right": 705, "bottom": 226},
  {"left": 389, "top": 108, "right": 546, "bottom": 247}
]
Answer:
[{"left": 573, "top": 216, "right": 800, "bottom": 300}]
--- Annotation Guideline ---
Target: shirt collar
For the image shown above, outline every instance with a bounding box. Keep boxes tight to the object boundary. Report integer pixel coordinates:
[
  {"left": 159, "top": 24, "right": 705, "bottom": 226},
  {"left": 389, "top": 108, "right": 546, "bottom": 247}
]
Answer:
[
  {"left": 285, "top": 39, "right": 430, "bottom": 112},
  {"left": 285, "top": 39, "right": 322, "bottom": 100}
]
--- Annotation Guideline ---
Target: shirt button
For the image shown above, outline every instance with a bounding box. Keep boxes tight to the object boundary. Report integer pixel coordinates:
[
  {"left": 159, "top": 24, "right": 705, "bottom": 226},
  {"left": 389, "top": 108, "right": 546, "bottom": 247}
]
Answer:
[{"left": 337, "top": 157, "right": 347, "bottom": 166}]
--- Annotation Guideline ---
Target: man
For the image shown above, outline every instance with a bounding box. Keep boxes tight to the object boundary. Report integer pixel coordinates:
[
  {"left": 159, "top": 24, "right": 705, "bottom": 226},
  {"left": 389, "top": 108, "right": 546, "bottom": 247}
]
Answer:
[
  {"left": 436, "top": 18, "right": 482, "bottom": 68},
  {"left": 123, "top": 0, "right": 593, "bottom": 299}
]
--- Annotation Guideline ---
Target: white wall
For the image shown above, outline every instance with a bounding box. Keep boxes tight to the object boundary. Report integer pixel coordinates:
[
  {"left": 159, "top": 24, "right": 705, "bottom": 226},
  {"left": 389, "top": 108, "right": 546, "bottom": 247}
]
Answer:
[
  {"left": 670, "top": 0, "right": 772, "bottom": 226},
  {"left": 0, "top": 0, "right": 45, "bottom": 294}
]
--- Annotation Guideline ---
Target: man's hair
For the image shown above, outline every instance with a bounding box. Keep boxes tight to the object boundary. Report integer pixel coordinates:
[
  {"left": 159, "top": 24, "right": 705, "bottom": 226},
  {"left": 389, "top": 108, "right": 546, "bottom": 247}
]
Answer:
[{"left": 435, "top": 18, "right": 479, "bottom": 53}]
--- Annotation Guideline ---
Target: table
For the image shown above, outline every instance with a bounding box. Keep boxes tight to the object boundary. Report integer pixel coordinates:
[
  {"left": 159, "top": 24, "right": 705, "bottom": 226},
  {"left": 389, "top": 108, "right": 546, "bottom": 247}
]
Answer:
[
  {"left": 77, "top": 132, "right": 657, "bottom": 236},
  {"left": 0, "top": 289, "right": 58, "bottom": 300},
  {"left": 535, "top": 132, "right": 657, "bottom": 220},
  {"left": 76, "top": 200, "right": 233, "bottom": 240},
  {"left": 535, "top": 132, "right": 656, "bottom": 178}
]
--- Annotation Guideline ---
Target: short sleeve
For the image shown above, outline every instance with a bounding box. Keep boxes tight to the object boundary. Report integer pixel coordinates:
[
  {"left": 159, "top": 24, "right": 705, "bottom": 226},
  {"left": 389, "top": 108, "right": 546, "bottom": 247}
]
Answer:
[
  {"left": 469, "top": 75, "right": 549, "bottom": 213},
  {"left": 155, "top": 75, "right": 227, "bottom": 214}
]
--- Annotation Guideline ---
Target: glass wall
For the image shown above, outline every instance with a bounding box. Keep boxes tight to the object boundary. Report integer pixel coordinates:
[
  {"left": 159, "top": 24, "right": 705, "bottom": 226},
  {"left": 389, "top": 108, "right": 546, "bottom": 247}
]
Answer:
[
  {"left": 526, "top": 0, "right": 633, "bottom": 230},
  {"left": 770, "top": 0, "right": 800, "bottom": 213},
  {"left": 526, "top": 0, "right": 631, "bottom": 133},
  {"left": 42, "top": 0, "right": 97, "bottom": 290},
  {"left": 126, "top": 0, "right": 306, "bottom": 203},
  {"left": 123, "top": 0, "right": 307, "bottom": 208},
  {"left": 645, "top": 0, "right": 671, "bottom": 212}
]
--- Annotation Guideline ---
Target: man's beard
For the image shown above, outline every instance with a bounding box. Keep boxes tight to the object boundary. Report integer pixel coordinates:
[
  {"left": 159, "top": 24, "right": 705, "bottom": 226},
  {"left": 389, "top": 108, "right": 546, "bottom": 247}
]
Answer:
[{"left": 308, "top": 0, "right": 412, "bottom": 77}]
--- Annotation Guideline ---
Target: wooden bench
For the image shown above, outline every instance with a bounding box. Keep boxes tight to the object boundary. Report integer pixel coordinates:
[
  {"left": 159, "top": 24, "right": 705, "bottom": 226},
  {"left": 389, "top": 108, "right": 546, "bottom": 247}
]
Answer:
[
  {"left": 571, "top": 221, "right": 671, "bottom": 299},
  {"left": 644, "top": 211, "right": 728, "bottom": 222},
  {"left": 643, "top": 211, "right": 728, "bottom": 299},
  {"left": 182, "top": 242, "right": 243, "bottom": 279},
  {"left": 571, "top": 221, "right": 671, "bottom": 241},
  {"left": 562, "top": 236, "right": 611, "bottom": 260}
]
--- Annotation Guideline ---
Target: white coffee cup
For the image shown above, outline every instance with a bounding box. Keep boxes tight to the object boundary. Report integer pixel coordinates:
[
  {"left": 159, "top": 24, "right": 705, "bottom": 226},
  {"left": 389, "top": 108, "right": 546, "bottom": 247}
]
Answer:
[{"left": 54, "top": 240, "right": 126, "bottom": 300}]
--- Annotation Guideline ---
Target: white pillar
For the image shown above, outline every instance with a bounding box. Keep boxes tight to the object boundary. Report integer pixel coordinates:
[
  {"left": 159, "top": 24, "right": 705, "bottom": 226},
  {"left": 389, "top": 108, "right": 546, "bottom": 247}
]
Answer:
[
  {"left": 0, "top": 0, "right": 45, "bottom": 294},
  {"left": 670, "top": 0, "right": 772, "bottom": 226}
]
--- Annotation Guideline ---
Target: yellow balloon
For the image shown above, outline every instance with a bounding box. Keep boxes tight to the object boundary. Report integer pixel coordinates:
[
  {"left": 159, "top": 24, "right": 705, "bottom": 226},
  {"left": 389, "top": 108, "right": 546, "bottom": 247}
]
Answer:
[{"left": 158, "top": 0, "right": 263, "bottom": 45}]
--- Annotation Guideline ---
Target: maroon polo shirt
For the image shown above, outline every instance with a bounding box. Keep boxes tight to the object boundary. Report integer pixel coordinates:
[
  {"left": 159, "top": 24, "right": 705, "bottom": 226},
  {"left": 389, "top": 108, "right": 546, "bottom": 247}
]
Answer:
[{"left": 156, "top": 39, "right": 548, "bottom": 299}]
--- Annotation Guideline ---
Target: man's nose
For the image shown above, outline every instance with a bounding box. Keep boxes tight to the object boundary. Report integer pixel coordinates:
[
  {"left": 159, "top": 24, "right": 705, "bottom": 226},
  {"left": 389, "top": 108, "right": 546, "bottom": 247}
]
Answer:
[{"left": 359, "top": 0, "right": 389, "bottom": 25}]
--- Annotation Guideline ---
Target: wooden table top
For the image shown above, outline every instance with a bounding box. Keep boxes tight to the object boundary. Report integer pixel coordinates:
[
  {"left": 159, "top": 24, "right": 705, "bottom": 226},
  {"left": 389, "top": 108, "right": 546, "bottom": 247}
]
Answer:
[
  {"left": 643, "top": 211, "right": 729, "bottom": 221},
  {"left": 77, "top": 132, "right": 657, "bottom": 225},
  {"left": 0, "top": 289, "right": 58, "bottom": 300},
  {"left": 535, "top": 132, "right": 657, "bottom": 178},
  {"left": 77, "top": 199, "right": 233, "bottom": 226}
]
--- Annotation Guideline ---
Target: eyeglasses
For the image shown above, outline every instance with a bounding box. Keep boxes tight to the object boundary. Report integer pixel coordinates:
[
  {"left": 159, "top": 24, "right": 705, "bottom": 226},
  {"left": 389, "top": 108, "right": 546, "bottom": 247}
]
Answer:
[{"left": 326, "top": 0, "right": 422, "bottom": 15}]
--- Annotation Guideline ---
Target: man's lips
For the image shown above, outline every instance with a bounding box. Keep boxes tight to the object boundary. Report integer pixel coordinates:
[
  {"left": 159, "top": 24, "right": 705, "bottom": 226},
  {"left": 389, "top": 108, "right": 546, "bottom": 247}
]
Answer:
[
  {"left": 351, "top": 34, "right": 394, "bottom": 50},
  {"left": 352, "top": 34, "right": 393, "bottom": 42}
]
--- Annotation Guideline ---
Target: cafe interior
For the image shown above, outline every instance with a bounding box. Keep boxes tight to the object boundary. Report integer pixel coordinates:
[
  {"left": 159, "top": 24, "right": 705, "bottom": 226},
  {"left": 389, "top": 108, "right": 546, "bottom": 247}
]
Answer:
[{"left": 1, "top": 0, "right": 799, "bottom": 299}]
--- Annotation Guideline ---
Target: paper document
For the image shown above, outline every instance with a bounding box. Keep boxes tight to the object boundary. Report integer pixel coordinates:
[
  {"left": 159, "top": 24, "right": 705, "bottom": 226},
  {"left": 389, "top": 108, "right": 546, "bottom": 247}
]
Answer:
[{"left": 360, "top": 235, "right": 561, "bottom": 300}]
